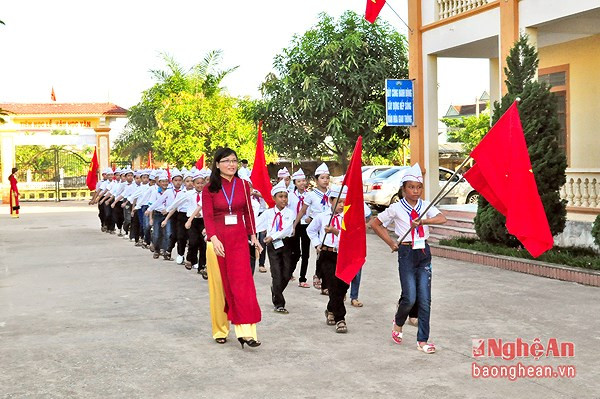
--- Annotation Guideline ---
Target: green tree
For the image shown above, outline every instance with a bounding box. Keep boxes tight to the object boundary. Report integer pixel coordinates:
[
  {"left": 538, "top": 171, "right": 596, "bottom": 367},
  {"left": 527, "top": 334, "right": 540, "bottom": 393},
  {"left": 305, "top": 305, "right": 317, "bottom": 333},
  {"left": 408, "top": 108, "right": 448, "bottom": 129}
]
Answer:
[
  {"left": 259, "top": 11, "right": 409, "bottom": 167},
  {"left": 474, "top": 35, "right": 567, "bottom": 246},
  {"left": 441, "top": 111, "right": 490, "bottom": 152},
  {"left": 114, "top": 51, "right": 264, "bottom": 166}
]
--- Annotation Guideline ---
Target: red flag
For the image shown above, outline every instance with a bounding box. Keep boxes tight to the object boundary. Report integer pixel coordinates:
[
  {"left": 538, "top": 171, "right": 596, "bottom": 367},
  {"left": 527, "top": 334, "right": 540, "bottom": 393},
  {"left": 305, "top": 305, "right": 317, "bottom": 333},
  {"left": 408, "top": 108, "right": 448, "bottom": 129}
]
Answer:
[
  {"left": 166, "top": 164, "right": 171, "bottom": 181},
  {"left": 335, "top": 136, "right": 367, "bottom": 284},
  {"left": 86, "top": 147, "right": 100, "bottom": 191},
  {"left": 463, "top": 101, "right": 553, "bottom": 257},
  {"left": 51, "top": 87, "right": 57, "bottom": 101},
  {"left": 147, "top": 150, "right": 153, "bottom": 168},
  {"left": 250, "top": 121, "right": 275, "bottom": 208},
  {"left": 195, "top": 154, "right": 205, "bottom": 169},
  {"left": 365, "top": 0, "right": 386, "bottom": 23}
]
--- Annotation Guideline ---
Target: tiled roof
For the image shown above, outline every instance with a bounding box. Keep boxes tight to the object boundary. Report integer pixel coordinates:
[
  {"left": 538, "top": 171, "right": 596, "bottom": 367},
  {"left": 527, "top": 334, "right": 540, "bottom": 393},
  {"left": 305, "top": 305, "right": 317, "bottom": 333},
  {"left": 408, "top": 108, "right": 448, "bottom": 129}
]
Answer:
[{"left": 0, "top": 103, "right": 128, "bottom": 116}]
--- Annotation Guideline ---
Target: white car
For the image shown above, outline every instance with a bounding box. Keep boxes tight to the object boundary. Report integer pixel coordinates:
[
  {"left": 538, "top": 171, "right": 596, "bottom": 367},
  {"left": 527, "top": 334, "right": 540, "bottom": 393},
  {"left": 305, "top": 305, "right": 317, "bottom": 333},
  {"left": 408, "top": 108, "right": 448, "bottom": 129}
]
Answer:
[
  {"left": 438, "top": 167, "right": 479, "bottom": 204},
  {"left": 363, "top": 166, "right": 410, "bottom": 208},
  {"left": 331, "top": 165, "right": 393, "bottom": 185}
]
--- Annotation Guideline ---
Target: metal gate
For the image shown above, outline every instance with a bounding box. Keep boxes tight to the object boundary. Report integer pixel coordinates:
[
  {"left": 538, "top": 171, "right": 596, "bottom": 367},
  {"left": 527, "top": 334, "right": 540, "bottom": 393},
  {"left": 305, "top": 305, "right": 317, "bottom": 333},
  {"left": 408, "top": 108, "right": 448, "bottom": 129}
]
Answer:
[{"left": 16, "top": 147, "right": 90, "bottom": 201}]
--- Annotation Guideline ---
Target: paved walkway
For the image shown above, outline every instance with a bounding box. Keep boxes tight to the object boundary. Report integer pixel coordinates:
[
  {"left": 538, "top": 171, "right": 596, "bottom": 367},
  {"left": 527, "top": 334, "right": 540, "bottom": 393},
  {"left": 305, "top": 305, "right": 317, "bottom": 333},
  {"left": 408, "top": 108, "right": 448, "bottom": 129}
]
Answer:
[{"left": 1, "top": 203, "right": 599, "bottom": 399}]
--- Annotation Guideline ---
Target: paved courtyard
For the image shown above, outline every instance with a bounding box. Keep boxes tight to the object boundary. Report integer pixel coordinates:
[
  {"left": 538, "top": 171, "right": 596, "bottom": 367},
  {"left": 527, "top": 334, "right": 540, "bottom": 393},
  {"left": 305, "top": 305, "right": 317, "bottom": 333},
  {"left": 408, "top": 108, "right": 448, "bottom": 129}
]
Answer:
[{"left": 1, "top": 203, "right": 599, "bottom": 398}]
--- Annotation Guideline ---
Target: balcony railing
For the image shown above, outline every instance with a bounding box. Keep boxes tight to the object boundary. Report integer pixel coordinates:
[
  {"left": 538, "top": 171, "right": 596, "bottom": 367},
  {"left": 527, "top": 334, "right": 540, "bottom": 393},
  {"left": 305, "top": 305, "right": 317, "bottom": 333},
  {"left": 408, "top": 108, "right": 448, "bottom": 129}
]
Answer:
[
  {"left": 560, "top": 170, "right": 600, "bottom": 212},
  {"left": 437, "top": 0, "right": 494, "bottom": 20}
]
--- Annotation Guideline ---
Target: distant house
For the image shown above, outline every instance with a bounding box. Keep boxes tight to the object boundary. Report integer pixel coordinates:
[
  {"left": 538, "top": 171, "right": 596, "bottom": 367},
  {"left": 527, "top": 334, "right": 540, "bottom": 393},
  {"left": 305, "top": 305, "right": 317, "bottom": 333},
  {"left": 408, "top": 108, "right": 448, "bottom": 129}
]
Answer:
[{"left": 443, "top": 91, "right": 490, "bottom": 119}]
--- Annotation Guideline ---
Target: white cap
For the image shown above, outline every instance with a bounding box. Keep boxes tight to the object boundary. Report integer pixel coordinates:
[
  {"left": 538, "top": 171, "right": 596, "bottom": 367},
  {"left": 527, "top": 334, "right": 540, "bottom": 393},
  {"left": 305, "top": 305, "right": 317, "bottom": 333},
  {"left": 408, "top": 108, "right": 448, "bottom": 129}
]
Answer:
[
  {"left": 329, "top": 185, "right": 347, "bottom": 199},
  {"left": 149, "top": 170, "right": 157, "bottom": 179},
  {"left": 277, "top": 167, "right": 290, "bottom": 178},
  {"left": 114, "top": 167, "right": 122, "bottom": 174},
  {"left": 292, "top": 168, "right": 306, "bottom": 180},
  {"left": 184, "top": 170, "right": 194, "bottom": 179},
  {"left": 103, "top": 167, "right": 113, "bottom": 175},
  {"left": 271, "top": 180, "right": 288, "bottom": 197},
  {"left": 315, "top": 162, "right": 330, "bottom": 176},
  {"left": 140, "top": 169, "right": 150, "bottom": 176},
  {"left": 171, "top": 168, "right": 183, "bottom": 178},
  {"left": 191, "top": 166, "right": 198, "bottom": 173},
  {"left": 400, "top": 163, "right": 424, "bottom": 184},
  {"left": 181, "top": 167, "right": 188, "bottom": 173},
  {"left": 192, "top": 171, "right": 204, "bottom": 181},
  {"left": 157, "top": 172, "right": 169, "bottom": 181},
  {"left": 122, "top": 168, "right": 133, "bottom": 175}
]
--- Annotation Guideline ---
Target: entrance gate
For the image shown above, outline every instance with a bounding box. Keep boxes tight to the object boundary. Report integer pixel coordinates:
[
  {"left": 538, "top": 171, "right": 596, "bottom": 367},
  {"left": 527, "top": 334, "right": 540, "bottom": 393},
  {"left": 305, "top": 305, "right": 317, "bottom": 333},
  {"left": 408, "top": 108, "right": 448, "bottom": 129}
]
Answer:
[{"left": 16, "top": 147, "right": 91, "bottom": 201}]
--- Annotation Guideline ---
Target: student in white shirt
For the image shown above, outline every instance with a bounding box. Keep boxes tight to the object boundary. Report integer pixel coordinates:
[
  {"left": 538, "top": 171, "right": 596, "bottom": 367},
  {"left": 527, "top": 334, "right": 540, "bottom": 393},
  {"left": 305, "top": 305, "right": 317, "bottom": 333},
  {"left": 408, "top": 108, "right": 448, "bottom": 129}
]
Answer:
[
  {"left": 163, "top": 170, "right": 193, "bottom": 265},
  {"left": 295, "top": 162, "right": 331, "bottom": 290},
  {"left": 238, "top": 159, "right": 252, "bottom": 181},
  {"left": 287, "top": 168, "right": 311, "bottom": 287},
  {"left": 255, "top": 180, "right": 295, "bottom": 314},
  {"left": 128, "top": 170, "right": 150, "bottom": 245},
  {"left": 184, "top": 170, "right": 209, "bottom": 277},
  {"left": 90, "top": 169, "right": 109, "bottom": 232},
  {"left": 306, "top": 186, "right": 348, "bottom": 333},
  {"left": 146, "top": 172, "right": 173, "bottom": 260},
  {"left": 370, "top": 164, "right": 447, "bottom": 354},
  {"left": 277, "top": 167, "right": 292, "bottom": 192}
]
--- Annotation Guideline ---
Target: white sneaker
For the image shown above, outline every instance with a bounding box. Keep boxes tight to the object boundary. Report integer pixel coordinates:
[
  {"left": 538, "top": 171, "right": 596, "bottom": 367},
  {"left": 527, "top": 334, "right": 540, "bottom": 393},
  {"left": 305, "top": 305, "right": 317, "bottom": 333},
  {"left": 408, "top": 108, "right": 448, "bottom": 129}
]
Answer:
[
  {"left": 176, "top": 255, "right": 184, "bottom": 265},
  {"left": 193, "top": 263, "right": 199, "bottom": 269}
]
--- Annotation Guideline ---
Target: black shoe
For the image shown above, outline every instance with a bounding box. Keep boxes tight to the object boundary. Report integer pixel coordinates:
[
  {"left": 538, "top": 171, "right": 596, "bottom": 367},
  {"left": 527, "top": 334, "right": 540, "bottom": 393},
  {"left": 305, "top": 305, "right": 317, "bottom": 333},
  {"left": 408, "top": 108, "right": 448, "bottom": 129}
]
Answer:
[
  {"left": 198, "top": 267, "right": 208, "bottom": 280},
  {"left": 215, "top": 338, "right": 227, "bottom": 344},
  {"left": 238, "top": 338, "right": 261, "bottom": 349}
]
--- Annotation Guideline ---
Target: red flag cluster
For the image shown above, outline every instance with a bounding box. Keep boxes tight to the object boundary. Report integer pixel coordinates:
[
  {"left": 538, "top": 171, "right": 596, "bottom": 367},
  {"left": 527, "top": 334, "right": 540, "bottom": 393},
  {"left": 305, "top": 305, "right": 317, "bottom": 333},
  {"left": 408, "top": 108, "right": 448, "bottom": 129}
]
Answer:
[{"left": 463, "top": 102, "right": 554, "bottom": 257}]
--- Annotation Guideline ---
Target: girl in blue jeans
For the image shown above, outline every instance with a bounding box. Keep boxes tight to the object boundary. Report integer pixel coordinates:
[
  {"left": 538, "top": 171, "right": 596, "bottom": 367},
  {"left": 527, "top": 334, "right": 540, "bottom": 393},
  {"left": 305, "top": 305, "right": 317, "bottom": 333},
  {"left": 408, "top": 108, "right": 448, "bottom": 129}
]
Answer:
[{"left": 370, "top": 164, "right": 446, "bottom": 354}]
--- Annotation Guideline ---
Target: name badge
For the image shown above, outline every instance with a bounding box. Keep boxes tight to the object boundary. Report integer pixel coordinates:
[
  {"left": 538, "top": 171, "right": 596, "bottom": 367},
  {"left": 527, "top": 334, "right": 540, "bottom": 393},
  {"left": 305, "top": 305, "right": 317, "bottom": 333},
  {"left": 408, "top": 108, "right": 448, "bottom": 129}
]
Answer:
[
  {"left": 412, "top": 238, "right": 426, "bottom": 250},
  {"left": 273, "top": 239, "right": 284, "bottom": 249},
  {"left": 225, "top": 214, "right": 238, "bottom": 225}
]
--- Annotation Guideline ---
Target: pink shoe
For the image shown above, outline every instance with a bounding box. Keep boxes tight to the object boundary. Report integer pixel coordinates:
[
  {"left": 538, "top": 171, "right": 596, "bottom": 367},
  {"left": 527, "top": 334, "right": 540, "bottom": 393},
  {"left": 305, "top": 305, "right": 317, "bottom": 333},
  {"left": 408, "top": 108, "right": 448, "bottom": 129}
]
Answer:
[{"left": 392, "top": 328, "right": 403, "bottom": 345}]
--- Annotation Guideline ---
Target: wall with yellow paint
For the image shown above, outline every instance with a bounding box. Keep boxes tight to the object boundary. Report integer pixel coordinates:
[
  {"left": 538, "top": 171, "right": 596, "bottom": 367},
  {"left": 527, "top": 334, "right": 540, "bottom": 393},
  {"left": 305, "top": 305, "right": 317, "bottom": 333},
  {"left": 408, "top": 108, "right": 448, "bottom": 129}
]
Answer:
[{"left": 539, "top": 34, "right": 600, "bottom": 169}]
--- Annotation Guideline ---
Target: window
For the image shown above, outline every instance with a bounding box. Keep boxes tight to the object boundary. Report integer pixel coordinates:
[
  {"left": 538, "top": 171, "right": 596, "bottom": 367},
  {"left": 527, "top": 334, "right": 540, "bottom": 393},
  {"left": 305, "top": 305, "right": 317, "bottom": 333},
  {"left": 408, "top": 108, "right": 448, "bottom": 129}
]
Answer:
[{"left": 538, "top": 65, "right": 569, "bottom": 162}]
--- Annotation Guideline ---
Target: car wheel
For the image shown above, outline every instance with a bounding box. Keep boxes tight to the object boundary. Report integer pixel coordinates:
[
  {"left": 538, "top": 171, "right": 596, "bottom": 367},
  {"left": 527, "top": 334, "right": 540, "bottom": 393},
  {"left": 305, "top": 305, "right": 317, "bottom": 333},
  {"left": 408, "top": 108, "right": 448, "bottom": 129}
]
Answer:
[
  {"left": 389, "top": 194, "right": 400, "bottom": 206},
  {"left": 466, "top": 192, "right": 479, "bottom": 204}
]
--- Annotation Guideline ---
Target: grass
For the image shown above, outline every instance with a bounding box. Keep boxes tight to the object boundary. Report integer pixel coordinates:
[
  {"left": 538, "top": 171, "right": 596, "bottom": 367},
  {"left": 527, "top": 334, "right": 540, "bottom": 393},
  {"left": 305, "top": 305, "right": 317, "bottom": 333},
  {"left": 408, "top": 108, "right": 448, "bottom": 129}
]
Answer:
[{"left": 438, "top": 237, "right": 600, "bottom": 271}]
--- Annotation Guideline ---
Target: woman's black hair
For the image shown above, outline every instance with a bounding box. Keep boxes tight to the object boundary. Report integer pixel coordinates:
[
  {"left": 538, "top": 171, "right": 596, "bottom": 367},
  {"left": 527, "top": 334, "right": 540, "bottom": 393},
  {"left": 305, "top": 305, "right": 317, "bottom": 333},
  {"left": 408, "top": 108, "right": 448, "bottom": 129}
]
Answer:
[
  {"left": 11, "top": 167, "right": 18, "bottom": 175},
  {"left": 208, "top": 147, "right": 239, "bottom": 193}
]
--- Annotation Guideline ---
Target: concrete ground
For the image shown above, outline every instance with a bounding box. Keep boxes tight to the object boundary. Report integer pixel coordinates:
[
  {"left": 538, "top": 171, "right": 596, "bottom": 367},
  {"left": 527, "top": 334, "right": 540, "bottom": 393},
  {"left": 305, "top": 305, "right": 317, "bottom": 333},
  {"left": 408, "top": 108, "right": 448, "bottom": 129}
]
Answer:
[{"left": 1, "top": 203, "right": 599, "bottom": 399}]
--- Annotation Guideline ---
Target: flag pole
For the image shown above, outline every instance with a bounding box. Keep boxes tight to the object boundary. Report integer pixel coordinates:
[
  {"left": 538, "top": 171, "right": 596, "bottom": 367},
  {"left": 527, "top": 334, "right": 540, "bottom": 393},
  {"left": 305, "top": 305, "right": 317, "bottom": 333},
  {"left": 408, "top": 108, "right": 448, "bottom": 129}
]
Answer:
[{"left": 396, "top": 154, "right": 472, "bottom": 243}]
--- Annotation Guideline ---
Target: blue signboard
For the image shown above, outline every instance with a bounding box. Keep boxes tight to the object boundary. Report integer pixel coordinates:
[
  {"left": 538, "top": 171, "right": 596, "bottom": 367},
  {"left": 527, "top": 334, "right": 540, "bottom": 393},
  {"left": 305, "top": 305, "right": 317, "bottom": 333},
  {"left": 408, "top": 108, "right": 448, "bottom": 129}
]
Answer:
[{"left": 385, "top": 79, "right": 414, "bottom": 126}]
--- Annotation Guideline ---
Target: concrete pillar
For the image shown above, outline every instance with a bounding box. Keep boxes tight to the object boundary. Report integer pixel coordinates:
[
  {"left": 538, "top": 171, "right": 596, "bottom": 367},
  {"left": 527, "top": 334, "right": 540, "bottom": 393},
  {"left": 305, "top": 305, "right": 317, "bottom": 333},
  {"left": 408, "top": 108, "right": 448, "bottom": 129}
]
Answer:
[
  {"left": 408, "top": 0, "right": 425, "bottom": 170},
  {"left": 489, "top": 57, "right": 501, "bottom": 116},
  {"left": 423, "top": 54, "right": 439, "bottom": 201},
  {"left": 95, "top": 129, "right": 111, "bottom": 170},
  {"left": 525, "top": 27, "right": 538, "bottom": 80},
  {"left": 1, "top": 133, "right": 15, "bottom": 184},
  {"left": 500, "top": 0, "right": 520, "bottom": 95}
]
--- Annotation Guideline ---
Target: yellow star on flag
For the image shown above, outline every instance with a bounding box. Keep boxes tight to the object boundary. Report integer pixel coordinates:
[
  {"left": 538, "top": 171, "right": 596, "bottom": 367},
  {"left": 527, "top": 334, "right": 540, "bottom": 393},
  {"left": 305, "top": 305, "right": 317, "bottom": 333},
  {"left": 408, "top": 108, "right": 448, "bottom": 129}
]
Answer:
[{"left": 341, "top": 204, "right": 351, "bottom": 230}]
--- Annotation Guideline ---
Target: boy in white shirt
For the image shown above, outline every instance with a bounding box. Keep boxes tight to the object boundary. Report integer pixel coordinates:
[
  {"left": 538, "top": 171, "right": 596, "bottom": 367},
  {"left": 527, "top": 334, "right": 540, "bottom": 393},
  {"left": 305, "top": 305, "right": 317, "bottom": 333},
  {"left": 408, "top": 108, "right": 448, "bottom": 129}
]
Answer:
[
  {"left": 306, "top": 186, "right": 349, "bottom": 333},
  {"left": 184, "top": 170, "right": 209, "bottom": 278},
  {"left": 256, "top": 180, "right": 295, "bottom": 314},
  {"left": 287, "top": 168, "right": 311, "bottom": 287}
]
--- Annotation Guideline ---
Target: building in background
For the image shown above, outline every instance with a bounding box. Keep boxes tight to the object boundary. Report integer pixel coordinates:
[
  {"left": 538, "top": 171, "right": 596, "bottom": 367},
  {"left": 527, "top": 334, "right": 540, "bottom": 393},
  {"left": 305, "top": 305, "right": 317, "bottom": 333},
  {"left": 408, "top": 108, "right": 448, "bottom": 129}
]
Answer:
[{"left": 408, "top": 0, "right": 600, "bottom": 246}]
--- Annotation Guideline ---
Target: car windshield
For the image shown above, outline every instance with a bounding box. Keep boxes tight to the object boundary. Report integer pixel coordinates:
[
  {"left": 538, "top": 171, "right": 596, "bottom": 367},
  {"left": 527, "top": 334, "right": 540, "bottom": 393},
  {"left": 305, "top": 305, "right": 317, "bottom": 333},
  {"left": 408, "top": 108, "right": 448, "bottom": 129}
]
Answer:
[{"left": 376, "top": 168, "right": 401, "bottom": 179}]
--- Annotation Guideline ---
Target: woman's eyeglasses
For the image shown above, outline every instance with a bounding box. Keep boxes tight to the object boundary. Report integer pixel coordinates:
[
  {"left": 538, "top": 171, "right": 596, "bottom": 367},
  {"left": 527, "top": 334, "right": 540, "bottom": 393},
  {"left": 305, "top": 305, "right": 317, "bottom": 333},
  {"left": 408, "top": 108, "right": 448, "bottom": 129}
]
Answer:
[{"left": 219, "top": 159, "right": 239, "bottom": 165}]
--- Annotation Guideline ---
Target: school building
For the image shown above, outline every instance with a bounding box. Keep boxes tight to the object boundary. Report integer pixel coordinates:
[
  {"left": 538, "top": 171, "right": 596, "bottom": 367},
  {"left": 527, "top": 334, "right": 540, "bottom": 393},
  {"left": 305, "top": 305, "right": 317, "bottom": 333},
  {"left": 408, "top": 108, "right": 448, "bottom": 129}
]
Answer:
[
  {"left": 407, "top": 0, "right": 600, "bottom": 245},
  {"left": 0, "top": 103, "right": 127, "bottom": 200}
]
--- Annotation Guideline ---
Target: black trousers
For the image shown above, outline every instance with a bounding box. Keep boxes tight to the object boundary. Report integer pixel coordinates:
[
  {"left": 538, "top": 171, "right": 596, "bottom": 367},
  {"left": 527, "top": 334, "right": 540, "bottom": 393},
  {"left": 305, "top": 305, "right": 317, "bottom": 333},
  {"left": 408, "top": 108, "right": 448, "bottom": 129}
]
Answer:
[
  {"left": 290, "top": 223, "right": 311, "bottom": 282},
  {"left": 173, "top": 211, "right": 189, "bottom": 256},
  {"left": 187, "top": 217, "right": 206, "bottom": 267},
  {"left": 267, "top": 240, "right": 292, "bottom": 308},
  {"left": 104, "top": 202, "right": 115, "bottom": 231},
  {"left": 98, "top": 202, "right": 105, "bottom": 227},
  {"left": 321, "top": 251, "right": 350, "bottom": 322},
  {"left": 113, "top": 201, "right": 124, "bottom": 230},
  {"left": 130, "top": 208, "right": 141, "bottom": 242}
]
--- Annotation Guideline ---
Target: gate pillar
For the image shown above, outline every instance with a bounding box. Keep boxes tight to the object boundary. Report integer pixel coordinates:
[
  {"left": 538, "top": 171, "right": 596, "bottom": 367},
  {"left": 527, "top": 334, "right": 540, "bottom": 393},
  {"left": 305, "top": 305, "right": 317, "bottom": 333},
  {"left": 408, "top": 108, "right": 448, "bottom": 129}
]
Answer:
[{"left": 95, "top": 128, "right": 111, "bottom": 171}]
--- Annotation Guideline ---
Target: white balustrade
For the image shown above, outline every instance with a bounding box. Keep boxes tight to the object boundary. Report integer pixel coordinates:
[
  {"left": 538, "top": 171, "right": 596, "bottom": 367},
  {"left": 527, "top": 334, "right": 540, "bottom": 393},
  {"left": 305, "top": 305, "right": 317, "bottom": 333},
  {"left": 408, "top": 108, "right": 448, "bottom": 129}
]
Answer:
[
  {"left": 436, "top": 0, "right": 493, "bottom": 20},
  {"left": 560, "top": 171, "right": 600, "bottom": 211}
]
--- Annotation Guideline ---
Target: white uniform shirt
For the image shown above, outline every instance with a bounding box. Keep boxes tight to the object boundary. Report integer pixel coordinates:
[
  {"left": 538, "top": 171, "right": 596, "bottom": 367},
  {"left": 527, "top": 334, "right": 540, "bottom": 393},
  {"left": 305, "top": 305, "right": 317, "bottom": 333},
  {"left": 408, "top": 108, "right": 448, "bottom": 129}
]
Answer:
[
  {"left": 140, "top": 184, "right": 158, "bottom": 207},
  {"left": 184, "top": 189, "right": 203, "bottom": 218},
  {"left": 377, "top": 199, "right": 441, "bottom": 242},
  {"left": 166, "top": 188, "right": 197, "bottom": 215},
  {"left": 238, "top": 166, "right": 252, "bottom": 181},
  {"left": 287, "top": 188, "right": 309, "bottom": 224},
  {"left": 255, "top": 206, "right": 295, "bottom": 242},
  {"left": 119, "top": 182, "right": 136, "bottom": 201},
  {"left": 148, "top": 187, "right": 183, "bottom": 213},
  {"left": 129, "top": 183, "right": 149, "bottom": 209},
  {"left": 306, "top": 209, "right": 344, "bottom": 249},
  {"left": 303, "top": 188, "right": 331, "bottom": 219}
]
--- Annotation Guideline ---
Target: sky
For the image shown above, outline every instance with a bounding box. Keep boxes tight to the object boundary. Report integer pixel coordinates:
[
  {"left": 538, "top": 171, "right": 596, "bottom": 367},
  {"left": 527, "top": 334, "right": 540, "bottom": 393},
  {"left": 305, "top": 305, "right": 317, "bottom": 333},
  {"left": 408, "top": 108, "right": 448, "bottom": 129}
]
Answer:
[{"left": 0, "top": 0, "right": 489, "bottom": 127}]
